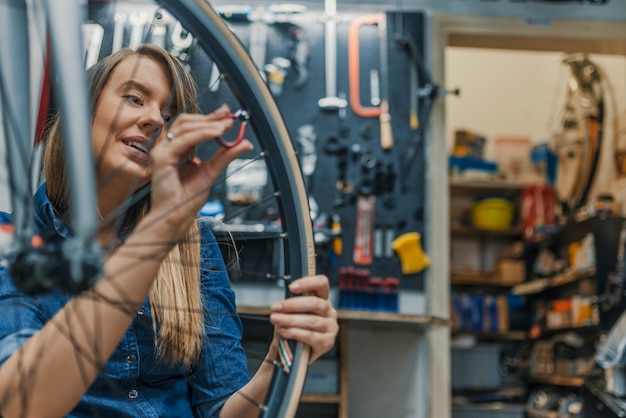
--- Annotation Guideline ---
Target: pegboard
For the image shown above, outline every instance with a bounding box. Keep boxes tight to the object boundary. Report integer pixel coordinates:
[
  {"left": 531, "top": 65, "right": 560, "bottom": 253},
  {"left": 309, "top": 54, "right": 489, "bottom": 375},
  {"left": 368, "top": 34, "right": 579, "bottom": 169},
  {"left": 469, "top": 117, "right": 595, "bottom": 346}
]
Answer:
[{"left": 86, "top": 3, "right": 429, "bottom": 290}]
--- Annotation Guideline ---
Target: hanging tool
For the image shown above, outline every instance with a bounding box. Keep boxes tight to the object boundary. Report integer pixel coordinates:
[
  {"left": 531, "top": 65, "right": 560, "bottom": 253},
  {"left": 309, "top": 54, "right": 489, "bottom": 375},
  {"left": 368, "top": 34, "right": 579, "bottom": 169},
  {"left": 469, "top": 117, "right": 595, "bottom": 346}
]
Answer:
[
  {"left": 289, "top": 24, "right": 309, "bottom": 88},
  {"left": 297, "top": 124, "right": 319, "bottom": 220},
  {"left": 354, "top": 195, "right": 375, "bottom": 266},
  {"left": 170, "top": 21, "right": 193, "bottom": 61},
  {"left": 394, "top": 12, "right": 419, "bottom": 131},
  {"left": 373, "top": 224, "right": 383, "bottom": 258},
  {"left": 394, "top": 28, "right": 460, "bottom": 192},
  {"left": 249, "top": 20, "right": 269, "bottom": 81},
  {"left": 377, "top": 14, "right": 393, "bottom": 151},
  {"left": 215, "top": 4, "right": 253, "bottom": 21},
  {"left": 348, "top": 14, "right": 393, "bottom": 151},
  {"left": 370, "top": 69, "right": 380, "bottom": 106},
  {"left": 148, "top": 9, "right": 168, "bottom": 50},
  {"left": 331, "top": 214, "right": 343, "bottom": 256},
  {"left": 391, "top": 232, "right": 430, "bottom": 275},
  {"left": 208, "top": 62, "right": 221, "bottom": 92},
  {"left": 274, "top": 22, "right": 310, "bottom": 89},
  {"left": 265, "top": 57, "right": 291, "bottom": 97},
  {"left": 318, "top": 0, "right": 347, "bottom": 111},
  {"left": 384, "top": 224, "right": 395, "bottom": 258},
  {"left": 128, "top": 11, "right": 149, "bottom": 50},
  {"left": 82, "top": 23, "right": 103, "bottom": 68},
  {"left": 112, "top": 11, "right": 127, "bottom": 53}
]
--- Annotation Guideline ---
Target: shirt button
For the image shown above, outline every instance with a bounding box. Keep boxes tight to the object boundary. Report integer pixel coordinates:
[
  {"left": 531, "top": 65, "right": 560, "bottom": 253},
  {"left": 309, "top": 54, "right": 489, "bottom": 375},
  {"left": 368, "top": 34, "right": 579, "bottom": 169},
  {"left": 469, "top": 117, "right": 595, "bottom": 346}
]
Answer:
[
  {"left": 128, "top": 389, "right": 138, "bottom": 399},
  {"left": 126, "top": 354, "right": 137, "bottom": 364},
  {"left": 137, "top": 307, "right": 145, "bottom": 315}
]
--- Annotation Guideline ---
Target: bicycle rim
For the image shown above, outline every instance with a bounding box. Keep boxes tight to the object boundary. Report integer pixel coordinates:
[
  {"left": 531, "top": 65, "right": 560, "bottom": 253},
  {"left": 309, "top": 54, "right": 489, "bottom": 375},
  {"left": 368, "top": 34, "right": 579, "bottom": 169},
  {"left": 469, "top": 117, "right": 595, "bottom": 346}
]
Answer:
[
  {"left": 0, "top": 0, "right": 314, "bottom": 416},
  {"left": 160, "top": 0, "right": 315, "bottom": 415}
]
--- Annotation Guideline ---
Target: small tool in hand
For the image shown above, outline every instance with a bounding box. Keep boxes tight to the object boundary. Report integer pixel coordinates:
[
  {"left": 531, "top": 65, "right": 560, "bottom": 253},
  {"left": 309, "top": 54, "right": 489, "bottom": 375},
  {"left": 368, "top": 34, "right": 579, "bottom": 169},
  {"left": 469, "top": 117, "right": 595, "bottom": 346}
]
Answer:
[{"left": 216, "top": 110, "right": 249, "bottom": 148}]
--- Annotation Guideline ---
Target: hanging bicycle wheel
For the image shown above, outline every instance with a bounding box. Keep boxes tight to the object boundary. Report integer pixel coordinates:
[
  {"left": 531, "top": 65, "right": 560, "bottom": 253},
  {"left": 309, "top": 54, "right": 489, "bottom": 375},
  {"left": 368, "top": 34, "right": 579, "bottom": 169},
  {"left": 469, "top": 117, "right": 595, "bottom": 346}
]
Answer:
[
  {"left": 0, "top": 0, "right": 314, "bottom": 417},
  {"left": 552, "top": 53, "right": 606, "bottom": 215}
]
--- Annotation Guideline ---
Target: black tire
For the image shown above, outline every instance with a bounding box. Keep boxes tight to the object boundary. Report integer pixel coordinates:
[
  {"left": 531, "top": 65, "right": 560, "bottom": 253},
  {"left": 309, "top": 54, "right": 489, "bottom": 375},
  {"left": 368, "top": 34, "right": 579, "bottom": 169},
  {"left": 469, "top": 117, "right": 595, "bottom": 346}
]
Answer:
[{"left": 159, "top": 1, "right": 314, "bottom": 415}]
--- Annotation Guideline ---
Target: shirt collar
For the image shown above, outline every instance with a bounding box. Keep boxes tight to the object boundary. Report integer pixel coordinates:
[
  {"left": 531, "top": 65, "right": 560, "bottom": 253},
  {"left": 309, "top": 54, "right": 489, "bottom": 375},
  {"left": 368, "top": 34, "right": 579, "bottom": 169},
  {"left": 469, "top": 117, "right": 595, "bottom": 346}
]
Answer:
[{"left": 33, "top": 183, "right": 74, "bottom": 240}]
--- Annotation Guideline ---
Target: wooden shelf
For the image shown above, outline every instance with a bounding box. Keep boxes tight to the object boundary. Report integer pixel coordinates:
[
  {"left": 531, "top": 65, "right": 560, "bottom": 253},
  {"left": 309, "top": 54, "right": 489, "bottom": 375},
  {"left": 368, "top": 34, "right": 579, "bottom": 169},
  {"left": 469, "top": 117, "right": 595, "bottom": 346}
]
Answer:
[
  {"left": 528, "top": 375, "right": 585, "bottom": 387},
  {"left": 450, "top": 181, "right": 528, "bottom": 196},
  {"left": 451, "top": 225, "right": 523, "bottom": 239},
  {"left": 451, "top": 271, "right": 520, "bottom": 287},
  {"left": 239, "top": 306, "right": 448, "bottom": 329},
  {"left": 337, "top": 310, "right": 448, "bottom": 330},
  {"left": 453, "top": 330, "right": 527, "bottom": 341},
  {"left": 512, "top": 268, "right": 596, "bottom": 296},
  {"left": 531, "top": 324, "right": 598, "bottom": 340}
]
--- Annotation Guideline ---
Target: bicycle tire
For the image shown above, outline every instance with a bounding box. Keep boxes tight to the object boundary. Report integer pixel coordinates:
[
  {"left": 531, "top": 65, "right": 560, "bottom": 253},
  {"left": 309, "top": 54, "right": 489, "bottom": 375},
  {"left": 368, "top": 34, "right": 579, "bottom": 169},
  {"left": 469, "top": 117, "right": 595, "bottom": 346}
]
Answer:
[
  {"left": 159, "top": 1, "right": 315, "bottom": 415},
  {"left": 0, "top": 0, "right": 315, "bottom": 416}
]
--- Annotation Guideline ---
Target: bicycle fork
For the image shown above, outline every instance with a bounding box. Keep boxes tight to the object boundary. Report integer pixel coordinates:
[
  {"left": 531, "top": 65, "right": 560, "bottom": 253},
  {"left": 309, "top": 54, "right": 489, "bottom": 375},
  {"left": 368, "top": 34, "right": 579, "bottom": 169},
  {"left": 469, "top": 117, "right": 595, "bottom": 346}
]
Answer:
[{"left": 0, "top": 0, "right": 104, "bottom": 293}]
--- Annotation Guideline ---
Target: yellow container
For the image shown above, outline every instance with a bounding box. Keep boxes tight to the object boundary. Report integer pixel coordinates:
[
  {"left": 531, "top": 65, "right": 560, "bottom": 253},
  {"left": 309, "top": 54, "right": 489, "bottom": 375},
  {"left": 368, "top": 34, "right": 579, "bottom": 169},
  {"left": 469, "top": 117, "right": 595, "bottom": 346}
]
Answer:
[{"left": 471, "top": 198, "right": 515, "bottom": 230}]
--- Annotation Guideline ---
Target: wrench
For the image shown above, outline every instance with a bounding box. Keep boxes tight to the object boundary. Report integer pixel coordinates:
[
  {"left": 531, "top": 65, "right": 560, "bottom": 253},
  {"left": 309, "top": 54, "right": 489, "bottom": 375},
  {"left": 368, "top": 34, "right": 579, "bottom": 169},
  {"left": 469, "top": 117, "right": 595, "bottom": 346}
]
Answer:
[
  {"left": 297, "top": 124, "right": 319, "bottom": 220},
  {"left": 82, "top": 23, "right": 104, "bottom": 68},
  {"left": 148, "top": 9, "right": 168, "bottom": 49},
  {"left": 128, "top": 11, "right": 149, "bottom": 50},
  {"left": 170, "top": 21, "right": 194, "bottom": 61},
  {"left": 112, "top": 12, "right": 126, "bottom": 53},
  {"left": 318, "top": 0, "right": 347, "bottom": 111}
]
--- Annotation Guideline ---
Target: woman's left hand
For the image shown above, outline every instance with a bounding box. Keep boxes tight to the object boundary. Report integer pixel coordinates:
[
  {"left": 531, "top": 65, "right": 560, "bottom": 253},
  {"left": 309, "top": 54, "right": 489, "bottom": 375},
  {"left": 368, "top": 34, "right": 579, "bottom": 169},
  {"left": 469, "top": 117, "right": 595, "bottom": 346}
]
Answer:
[{"left": 269, "top": 275, "right": 339, "bottom": 363}]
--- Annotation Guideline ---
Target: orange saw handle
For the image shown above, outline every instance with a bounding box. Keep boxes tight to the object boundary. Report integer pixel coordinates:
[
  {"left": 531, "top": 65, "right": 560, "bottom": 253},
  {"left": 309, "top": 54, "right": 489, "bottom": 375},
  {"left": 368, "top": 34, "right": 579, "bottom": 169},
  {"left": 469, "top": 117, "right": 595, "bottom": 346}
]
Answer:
[{"left": 348, "top": 13, "right": 385, "bottom": 119}]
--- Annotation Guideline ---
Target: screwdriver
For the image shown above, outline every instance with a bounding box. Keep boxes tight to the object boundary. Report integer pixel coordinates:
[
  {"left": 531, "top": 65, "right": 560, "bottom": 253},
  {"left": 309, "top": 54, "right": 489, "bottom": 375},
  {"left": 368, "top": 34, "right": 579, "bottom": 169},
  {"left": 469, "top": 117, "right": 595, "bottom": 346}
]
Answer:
[{"left": 331, "top": 214, "right": 343, "bottom": 255}]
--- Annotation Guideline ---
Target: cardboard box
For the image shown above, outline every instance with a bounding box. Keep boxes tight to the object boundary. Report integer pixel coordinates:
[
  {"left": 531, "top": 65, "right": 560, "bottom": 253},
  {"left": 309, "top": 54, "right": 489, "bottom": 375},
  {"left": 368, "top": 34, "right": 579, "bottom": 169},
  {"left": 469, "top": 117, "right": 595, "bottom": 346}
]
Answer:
[{"left": 496, "top": 259, "right": 525, "bottom": 285}]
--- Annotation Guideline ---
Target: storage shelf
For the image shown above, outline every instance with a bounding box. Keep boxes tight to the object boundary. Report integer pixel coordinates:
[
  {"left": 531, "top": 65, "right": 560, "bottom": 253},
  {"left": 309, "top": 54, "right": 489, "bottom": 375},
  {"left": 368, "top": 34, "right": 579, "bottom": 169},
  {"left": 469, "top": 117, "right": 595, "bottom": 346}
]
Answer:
[
  {"left": 531, "top": 324, "right": 598, "bottom": 340},
  {"left": 453, "top": 330, "right": 527, "bottom": 341},
  {"left": 512, "top": 268, "right": 596, "bottom": 296},
  {"left": 451, "top": 225, "right": 523, "bottom": 239},
  {"left": 238, "top": 306, "right": 448, "bottom": 330},
  {"left": 528, "top": 375, "right": 585, "bottom": 387},
  {"left": 338, "top": 310, "right": 448, "bottom": 330},
  {"left": 450, "top": 181, "right": 528, "bottom": 196},
  {"left": 451, "top": 271, "right": 519, "bottom": 287}
]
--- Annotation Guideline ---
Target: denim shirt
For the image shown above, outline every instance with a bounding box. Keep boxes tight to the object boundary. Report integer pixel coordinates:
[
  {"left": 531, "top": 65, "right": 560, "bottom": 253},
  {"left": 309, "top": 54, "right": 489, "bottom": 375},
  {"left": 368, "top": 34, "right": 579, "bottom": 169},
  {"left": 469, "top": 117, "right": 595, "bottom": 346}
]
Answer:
[{"left": 0, "top": 184, "right": 250, "bottom": 417}]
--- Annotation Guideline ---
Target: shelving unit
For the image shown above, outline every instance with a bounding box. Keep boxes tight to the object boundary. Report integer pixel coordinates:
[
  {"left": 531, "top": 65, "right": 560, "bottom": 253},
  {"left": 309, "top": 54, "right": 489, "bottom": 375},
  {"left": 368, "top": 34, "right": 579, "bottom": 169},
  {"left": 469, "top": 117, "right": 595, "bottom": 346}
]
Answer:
[
  {"left": 449, "top": 180, "right": 529, "bottom": 418},
  {"left": 453, "top": 330, "right": 527, "bottom": 341},
  {"left": 512, "top": 269, "right": 596, "bottom": 296},
  {"left": 449, "top": 179, "right": 527, "bottom": 310},
  {"left": 527, "top": 375, "right": 585, "bottom": 388},
  {"left": 451, "top": 271, "right": 519, "bottom": 287}
]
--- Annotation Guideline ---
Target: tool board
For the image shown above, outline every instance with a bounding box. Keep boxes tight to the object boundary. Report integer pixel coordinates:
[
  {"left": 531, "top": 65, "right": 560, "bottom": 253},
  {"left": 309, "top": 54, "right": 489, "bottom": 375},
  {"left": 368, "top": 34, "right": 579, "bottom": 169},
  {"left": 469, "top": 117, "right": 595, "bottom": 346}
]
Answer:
[{"left": 86, "top": 3, "right": 429, "bottom": 291}]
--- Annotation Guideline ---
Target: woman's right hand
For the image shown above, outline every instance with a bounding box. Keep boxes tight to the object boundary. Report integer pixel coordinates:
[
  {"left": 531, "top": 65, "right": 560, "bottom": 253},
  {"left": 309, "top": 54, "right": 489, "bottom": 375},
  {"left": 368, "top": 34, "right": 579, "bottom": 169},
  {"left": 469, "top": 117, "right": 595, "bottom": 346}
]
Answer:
[{"left": 147, "top": 104, "right": 252, "bottom": 240}]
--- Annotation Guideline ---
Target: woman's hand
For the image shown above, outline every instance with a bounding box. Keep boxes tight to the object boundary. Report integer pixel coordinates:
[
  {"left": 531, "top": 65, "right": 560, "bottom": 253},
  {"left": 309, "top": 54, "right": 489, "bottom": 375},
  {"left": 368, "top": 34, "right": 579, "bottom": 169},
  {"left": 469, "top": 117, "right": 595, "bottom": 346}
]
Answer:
[
  {"left": 149, "top": 105, "right": 252, "bottom": 239},
  {"left": 270, "top": 275, "right": 339, "bottom": 363}
]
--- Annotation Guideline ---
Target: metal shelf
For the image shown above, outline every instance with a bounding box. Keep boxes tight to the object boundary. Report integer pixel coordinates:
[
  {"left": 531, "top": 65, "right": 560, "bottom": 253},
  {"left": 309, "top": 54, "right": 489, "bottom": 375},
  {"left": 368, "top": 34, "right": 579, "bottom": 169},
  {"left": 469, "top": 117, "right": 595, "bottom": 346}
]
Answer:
[{"left": 512, "top": 269, "right": 596, "bottom": 296}]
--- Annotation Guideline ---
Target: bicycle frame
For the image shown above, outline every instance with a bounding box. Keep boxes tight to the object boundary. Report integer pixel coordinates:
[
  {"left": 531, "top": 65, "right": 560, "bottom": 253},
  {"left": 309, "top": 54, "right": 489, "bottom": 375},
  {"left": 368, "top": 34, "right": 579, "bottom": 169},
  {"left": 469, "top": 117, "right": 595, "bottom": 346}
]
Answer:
[{"left": 0, "top": 0, "right": 103, "bottom": 292}]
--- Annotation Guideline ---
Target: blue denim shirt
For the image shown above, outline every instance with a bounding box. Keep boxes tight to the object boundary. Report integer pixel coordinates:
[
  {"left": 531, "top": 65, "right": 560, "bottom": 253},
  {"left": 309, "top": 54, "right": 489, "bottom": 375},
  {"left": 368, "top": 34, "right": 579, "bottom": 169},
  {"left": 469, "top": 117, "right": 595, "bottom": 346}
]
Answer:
[{"left": 0, "top": 185, "right": 250, "bottom": 417}]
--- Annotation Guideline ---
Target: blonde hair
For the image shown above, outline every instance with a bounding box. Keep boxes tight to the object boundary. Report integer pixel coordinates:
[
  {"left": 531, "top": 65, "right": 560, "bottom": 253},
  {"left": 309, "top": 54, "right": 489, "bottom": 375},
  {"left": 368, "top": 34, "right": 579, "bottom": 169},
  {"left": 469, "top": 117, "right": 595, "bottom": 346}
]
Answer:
[{"left": 42, "top": 45, "right": 205, "bottom": 368}]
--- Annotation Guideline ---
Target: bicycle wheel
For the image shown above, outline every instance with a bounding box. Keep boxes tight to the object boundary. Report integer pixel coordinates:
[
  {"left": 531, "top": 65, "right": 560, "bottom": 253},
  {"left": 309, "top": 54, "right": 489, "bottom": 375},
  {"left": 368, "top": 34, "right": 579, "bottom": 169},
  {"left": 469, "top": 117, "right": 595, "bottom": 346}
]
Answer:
[{"left": 0, "top": 0, "right": 314, "bottom": 417}]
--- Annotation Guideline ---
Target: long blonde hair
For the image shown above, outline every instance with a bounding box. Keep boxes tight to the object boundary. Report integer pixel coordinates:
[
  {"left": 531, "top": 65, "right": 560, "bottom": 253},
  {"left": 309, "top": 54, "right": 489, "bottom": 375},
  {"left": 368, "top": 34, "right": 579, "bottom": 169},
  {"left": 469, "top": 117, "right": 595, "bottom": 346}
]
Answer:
[{"left": 42, "top": 45, "right": 205, "bottom": 368}]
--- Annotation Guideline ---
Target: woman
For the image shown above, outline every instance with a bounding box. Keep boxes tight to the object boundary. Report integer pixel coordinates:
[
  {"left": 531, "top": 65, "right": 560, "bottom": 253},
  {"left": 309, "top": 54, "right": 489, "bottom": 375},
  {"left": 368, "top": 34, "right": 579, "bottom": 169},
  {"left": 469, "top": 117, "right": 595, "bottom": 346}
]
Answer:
[{"left": 0, "top": 44, "right": 338, "bottom": 417}]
